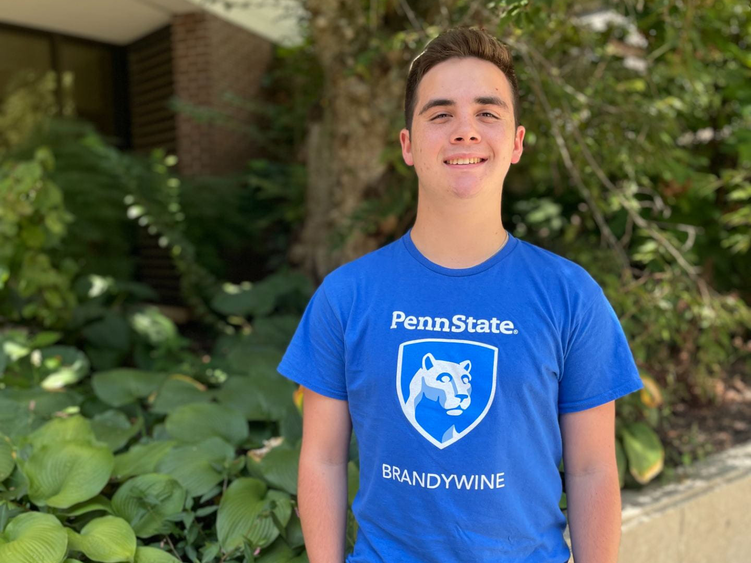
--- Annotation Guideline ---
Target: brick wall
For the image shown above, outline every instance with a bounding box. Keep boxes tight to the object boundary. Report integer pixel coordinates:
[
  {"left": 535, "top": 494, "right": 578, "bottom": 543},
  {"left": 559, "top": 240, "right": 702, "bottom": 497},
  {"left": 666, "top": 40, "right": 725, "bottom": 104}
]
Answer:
[{"left": 171, "top": 12, "right": 273, "bottom": 176}]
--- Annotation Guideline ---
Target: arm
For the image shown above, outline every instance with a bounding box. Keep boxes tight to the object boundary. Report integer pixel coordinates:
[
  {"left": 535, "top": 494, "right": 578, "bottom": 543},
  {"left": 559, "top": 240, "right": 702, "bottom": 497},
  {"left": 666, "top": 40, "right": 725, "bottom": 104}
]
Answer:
[
  {"left": 298, "top": 386, "right": 353, "bottom": 563},
  {"left": 560, "top": 401, "right": 621, "bottom": 563}
]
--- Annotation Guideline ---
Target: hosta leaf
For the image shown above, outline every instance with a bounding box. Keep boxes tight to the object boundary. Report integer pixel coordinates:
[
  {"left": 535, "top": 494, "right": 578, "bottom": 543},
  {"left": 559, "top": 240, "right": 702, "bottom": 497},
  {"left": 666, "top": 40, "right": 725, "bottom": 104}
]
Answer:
[
  {"left": 112, "top": 473, "right": 186, "bottom": 538},
  {"left": 38, "top": 346, "right": 90, "bottom": 391},
  {"left": 216, "top": 477, "right": 266, "bottom": 551},
  {"left": 134, "top": 546, "right": 181, "bottom": 563},
  {"left": 28, "top": 331, "right": 62, "bottom": 348},
  {"left": 165, "top": 403, "right": 248, "bottom": 446},
  {"left": 149, "top": 376, "right": 210, "bottom": 414},
  {"left": 214, "top": 374, "right": 296, "bottom": 422},
  {"left": 621, "top": 422, "right": 664, "bottom": 485},
  {"left": 28, "top": 415, "right": 97, "bottom": 450},
  {"left": 23, "top": 441, "right": 114, "bottom": 508},
  {"left": 0, "top": 435, "right": 14, "bottom": 481},
  {"left": 255, "top": 446, "right": 299, "bottom": 495},
  {"left": 156, "top": 437, "right": 235, "bottom": 497},
  {"left": 0, "top": 512, "right": 68, "bottom": 563},
  {"left": 284, "top": 512, "right": 304, "bottom": 549},
  {"left": 0, "top": 397, "right": 34, "bottom": 438},
  {"left": 91, "top": 410, "right": 142, "bottom": 452},
  {"left": 112, "top": 441, "right": 177, "bottom": 481},
  {"left": 92, "top": 369, "right": 167, "bottom": 407},
  {"left": 221, "top": 340, "right": 282, "bottom": 376},
  {"left": 66, "top": 516, "right": 136, "bottom": 562},
  {"left": 249, "top": 492, "right": 293, "bottom": 549},
  {"left": 64, "top": 494, "right": 114, "bottom": 516},
  {"left": 217, "top": 478, "right": 292, "bottom": 552},
  {"left": 255, "top": 538, "right": 297, "bottom": 563},
  {"left": 0, "top": 388, "right": 82, "bottom": 418},
  {"left": 82, "top": 314, "right": 131, "bottom": 352}
]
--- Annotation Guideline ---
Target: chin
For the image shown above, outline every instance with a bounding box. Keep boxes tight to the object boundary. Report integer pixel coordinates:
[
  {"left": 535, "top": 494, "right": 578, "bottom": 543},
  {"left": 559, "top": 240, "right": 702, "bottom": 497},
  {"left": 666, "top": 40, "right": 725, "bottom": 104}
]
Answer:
[{"left": 448, "top": 183, "right": 485, "bottom": 199}]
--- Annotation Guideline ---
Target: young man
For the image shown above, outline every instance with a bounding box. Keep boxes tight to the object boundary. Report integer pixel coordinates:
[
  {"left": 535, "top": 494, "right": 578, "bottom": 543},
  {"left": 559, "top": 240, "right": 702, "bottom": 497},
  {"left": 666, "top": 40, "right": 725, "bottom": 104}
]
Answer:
[{"left": 278, "top": 27, "right": 643, "bottom": 563}]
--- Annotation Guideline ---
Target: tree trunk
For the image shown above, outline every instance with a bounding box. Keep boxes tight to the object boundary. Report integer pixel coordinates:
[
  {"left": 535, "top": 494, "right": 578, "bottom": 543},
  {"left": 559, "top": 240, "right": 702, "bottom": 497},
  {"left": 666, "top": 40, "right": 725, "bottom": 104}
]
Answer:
[{"left": 291, "top": 0, "right": 406, "bottom": 281}]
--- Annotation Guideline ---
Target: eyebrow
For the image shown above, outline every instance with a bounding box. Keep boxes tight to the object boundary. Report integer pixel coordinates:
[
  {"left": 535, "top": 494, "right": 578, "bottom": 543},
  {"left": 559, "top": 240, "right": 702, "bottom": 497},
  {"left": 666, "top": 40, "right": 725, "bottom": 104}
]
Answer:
[{"left": 418, "top": 96, "right": 510, "bottom": 115}]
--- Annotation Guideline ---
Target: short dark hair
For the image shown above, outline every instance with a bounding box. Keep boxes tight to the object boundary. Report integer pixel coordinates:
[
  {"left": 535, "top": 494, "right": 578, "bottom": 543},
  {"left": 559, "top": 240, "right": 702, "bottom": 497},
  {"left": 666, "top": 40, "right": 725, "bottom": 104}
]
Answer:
[{"left": 404, "top": 27, "right": 520, "bottom": 131}]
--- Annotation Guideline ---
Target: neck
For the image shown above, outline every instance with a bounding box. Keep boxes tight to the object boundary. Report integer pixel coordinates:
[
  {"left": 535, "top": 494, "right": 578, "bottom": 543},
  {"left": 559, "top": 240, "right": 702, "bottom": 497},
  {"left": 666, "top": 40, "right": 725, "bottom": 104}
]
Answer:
[{"left": 410, "top": 188, "right": 507, "bottom": 269}]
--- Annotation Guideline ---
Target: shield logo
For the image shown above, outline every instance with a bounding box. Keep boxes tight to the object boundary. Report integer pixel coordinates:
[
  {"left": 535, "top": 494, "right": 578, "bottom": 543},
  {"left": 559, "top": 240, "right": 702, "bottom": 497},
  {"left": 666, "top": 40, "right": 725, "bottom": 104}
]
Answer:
[{"left": 396, "top": 338, "right": 498, "bottom": 449}]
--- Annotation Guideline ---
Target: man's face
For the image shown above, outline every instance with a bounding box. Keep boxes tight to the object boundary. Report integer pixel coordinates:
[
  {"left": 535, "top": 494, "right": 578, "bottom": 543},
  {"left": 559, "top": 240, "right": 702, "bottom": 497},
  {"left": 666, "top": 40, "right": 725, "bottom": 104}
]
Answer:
[{"left": 400, "top": 57, "right": 525, "bottom": 201}]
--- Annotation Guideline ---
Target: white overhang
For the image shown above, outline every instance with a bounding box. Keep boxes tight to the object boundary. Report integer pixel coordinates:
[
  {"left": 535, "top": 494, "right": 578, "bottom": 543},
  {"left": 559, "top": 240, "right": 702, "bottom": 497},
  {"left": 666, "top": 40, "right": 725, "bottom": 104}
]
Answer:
[{"left": 0, "top": 0, "right": 302, "bottom": 46}]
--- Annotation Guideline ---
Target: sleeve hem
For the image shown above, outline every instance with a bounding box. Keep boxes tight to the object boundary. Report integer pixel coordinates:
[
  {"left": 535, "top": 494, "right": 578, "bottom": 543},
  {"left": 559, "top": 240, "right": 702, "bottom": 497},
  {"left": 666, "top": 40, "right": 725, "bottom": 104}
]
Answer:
[
  {"left": 277, "top": 365, "right": 348, "bottom": 401},
  {"left": 558, "top": 378, "right": 643, "bottom": 414}
]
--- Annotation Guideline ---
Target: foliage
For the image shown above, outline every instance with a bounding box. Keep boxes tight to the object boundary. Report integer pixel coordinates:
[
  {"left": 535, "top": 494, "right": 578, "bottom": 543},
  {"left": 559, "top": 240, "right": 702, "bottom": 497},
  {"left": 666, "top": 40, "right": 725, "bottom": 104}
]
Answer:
[
  {"left": 0, "top": 147, "right": 77, "bottom": 327},
  {"left": 0, "top": 318, "right": 310, "bottom": 562}
]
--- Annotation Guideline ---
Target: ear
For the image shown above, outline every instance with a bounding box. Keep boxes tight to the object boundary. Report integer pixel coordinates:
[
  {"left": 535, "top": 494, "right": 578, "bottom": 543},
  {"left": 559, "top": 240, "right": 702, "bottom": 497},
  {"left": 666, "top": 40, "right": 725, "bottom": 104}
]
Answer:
[
  {"left": 400, "top": 128, "right": 414, "bottom": 167},
  {"left": 510, "top": 125, "right": 525, "bottom": 165},
  {"left": 460, "top": 360, "right": 471, "bottom": 373},
  {"left": 422, "top": 353, "right": 435, "bottom": 371}
]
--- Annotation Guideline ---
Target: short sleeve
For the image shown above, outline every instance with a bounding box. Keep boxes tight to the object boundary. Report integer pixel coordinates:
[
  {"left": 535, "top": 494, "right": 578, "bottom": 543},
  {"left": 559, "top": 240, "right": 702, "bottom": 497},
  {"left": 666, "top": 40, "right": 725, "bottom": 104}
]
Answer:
[
  {"left": 558, "top": 287, "right": 643, "bottom": 413},
  {"left": 277, "top": 283, "right": 348, "bottom": 401}
]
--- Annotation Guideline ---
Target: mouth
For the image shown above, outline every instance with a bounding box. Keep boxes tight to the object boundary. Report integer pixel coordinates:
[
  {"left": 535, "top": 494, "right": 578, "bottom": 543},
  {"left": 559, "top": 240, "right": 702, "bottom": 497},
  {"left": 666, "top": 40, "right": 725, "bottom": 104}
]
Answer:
[
  {"left": 446, "top": 408, "right": 464, "bottom": 416},
  {"left": 443, "top": 157, "right": 488, "bottom": 168}
]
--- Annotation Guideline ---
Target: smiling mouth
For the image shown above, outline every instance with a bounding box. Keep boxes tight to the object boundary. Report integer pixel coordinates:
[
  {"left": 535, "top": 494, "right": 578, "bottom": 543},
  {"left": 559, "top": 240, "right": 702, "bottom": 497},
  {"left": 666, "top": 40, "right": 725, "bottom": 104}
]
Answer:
[{"left": 444, "top": 157, "right": 487, "bottom": 166}]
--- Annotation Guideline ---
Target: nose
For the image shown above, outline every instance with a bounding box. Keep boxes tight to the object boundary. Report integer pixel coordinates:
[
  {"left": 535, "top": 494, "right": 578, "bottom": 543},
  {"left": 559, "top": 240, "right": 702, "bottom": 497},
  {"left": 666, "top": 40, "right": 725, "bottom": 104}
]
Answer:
[{"left": 451, "top": 116, "right": 481, "bottom": 144}]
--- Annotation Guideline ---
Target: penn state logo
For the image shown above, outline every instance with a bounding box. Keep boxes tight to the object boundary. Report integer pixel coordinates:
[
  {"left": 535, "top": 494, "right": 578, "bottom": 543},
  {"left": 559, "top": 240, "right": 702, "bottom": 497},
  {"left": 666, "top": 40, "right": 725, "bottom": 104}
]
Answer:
[{"left": 396, "top": 339, "right": 498, "bottom": 449}]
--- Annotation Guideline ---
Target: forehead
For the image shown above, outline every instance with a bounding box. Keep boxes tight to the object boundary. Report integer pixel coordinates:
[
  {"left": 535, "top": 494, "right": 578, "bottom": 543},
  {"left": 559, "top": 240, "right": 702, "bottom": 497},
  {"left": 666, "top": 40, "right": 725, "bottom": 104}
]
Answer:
[{"left": 416, "top": 57, "right": 513, "bottom": 105}]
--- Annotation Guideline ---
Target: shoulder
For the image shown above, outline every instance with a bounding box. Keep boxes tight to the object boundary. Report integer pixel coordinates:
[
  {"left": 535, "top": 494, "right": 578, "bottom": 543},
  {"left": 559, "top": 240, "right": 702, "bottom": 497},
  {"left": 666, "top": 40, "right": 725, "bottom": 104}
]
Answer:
[
  {"left": 511, "top": 237, "right": 605, "bottom": 311},
  {"left": 319, "top": 237, "right": 403, "bottom": 304}
]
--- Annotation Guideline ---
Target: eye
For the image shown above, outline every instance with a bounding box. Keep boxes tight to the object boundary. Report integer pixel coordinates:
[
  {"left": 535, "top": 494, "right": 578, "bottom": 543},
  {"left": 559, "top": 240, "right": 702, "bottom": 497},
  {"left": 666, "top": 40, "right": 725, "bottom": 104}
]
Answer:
[
  {"left": 430, "top": 113, "right": 450, "bottom": 120},
  {"left": 462, "top": 375, "right": 470, "bottom": 384},
  {"left": 438, "top": 373, "right": 451, "bottom": 383},
  {"left": 479, "top": 112, "right": 499, "bottom": 119}
]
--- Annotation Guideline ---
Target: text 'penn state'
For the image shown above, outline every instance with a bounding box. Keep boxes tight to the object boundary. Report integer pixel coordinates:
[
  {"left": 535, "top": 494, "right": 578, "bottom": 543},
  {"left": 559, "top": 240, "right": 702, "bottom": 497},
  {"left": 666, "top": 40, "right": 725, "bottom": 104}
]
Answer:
[{"left": 391, "top": 311, "right": 518, "bottom": 334}]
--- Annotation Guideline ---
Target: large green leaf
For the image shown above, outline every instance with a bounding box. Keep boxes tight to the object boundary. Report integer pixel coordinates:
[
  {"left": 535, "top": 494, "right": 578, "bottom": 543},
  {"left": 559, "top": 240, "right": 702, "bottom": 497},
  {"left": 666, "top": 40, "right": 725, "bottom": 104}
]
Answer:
[
  {"left": 210, "top": 272, "right": 311, "bottom": 318},
  {"left": 81, "top": 313, "right": 131, "bottom": 352},
  {"left": 165, "top": 403, "right": 248, "bottom": 446},
  {"left": 91, "top": 410, "right": 142, "bottom": 452},
  {"left": 156, "top": 437, "right": 235, "bottom": 497},
  {"left": 112, "top": 473, "right": 186, "bottom": 538},
  {"left": 221, "top": 340, "right": 282, "bottom": 376},
  {"left": 0, "top": 397, "right": 34, "bottom": 438},
  {"left": 255, "top": 538, "right": 298, "bottom": 563},
  {"left": 22, "top": 441, "right": 114, "bottom": 508},
  {"left": 38, "top": 346, "right": 90, "bottom": 391},
  {"left": 214, "top": 374, "right": 296, "bottom": 422},
  {"left": 621, "top": 422, "right": 665, "bottom": 485},
  {"left": 0, "top": 434, "right": 14, "bottom": 481},
  {"left": 64, "top": 495, "right": 114, "bottom": 516},
  {"left": 28, "top": 415, "right": 97, "bottom": 450},
  {"left": 134, "top": 546, "right": 181, "bottom": 563},
  {"left": 217, "top": 478, "right": 292, "bottom": 552},
  {"left": 112, "top": 441, "right": 177, "bottom": 481},
  {"left": 252, "top": 446, "right": 299, "bottom": 495},
  {"left": 66, "top": 516, "right": 136, "bottom": 563},
  {"left": 149, "top": 376, "right": 210, "bottom": 415},
  {"left": 0, "top": 512, "right": 68, "bottom": 563},
  {"left": 92, "top": 369, "right": 167, "bottom": 407},
  {"left": 0, "top": 388, "right": 82, "bottom": 418},
  {"left": 129, "top": 307, "right": 181, "bottom": 347}
]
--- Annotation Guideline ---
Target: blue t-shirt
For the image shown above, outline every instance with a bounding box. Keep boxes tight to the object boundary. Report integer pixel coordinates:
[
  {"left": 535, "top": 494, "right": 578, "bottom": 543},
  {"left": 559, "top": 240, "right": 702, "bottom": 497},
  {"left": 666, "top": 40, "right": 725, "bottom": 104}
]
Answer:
[{"left": 278, "top": 230, "right": 642, "bottom": 563}]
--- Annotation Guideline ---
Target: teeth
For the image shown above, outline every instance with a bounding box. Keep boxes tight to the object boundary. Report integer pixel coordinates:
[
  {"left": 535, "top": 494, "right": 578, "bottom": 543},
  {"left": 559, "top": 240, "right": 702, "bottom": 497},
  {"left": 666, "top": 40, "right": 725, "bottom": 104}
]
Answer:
[{"left": 446, "top": 157, "right": 483, "bottom": 165}]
